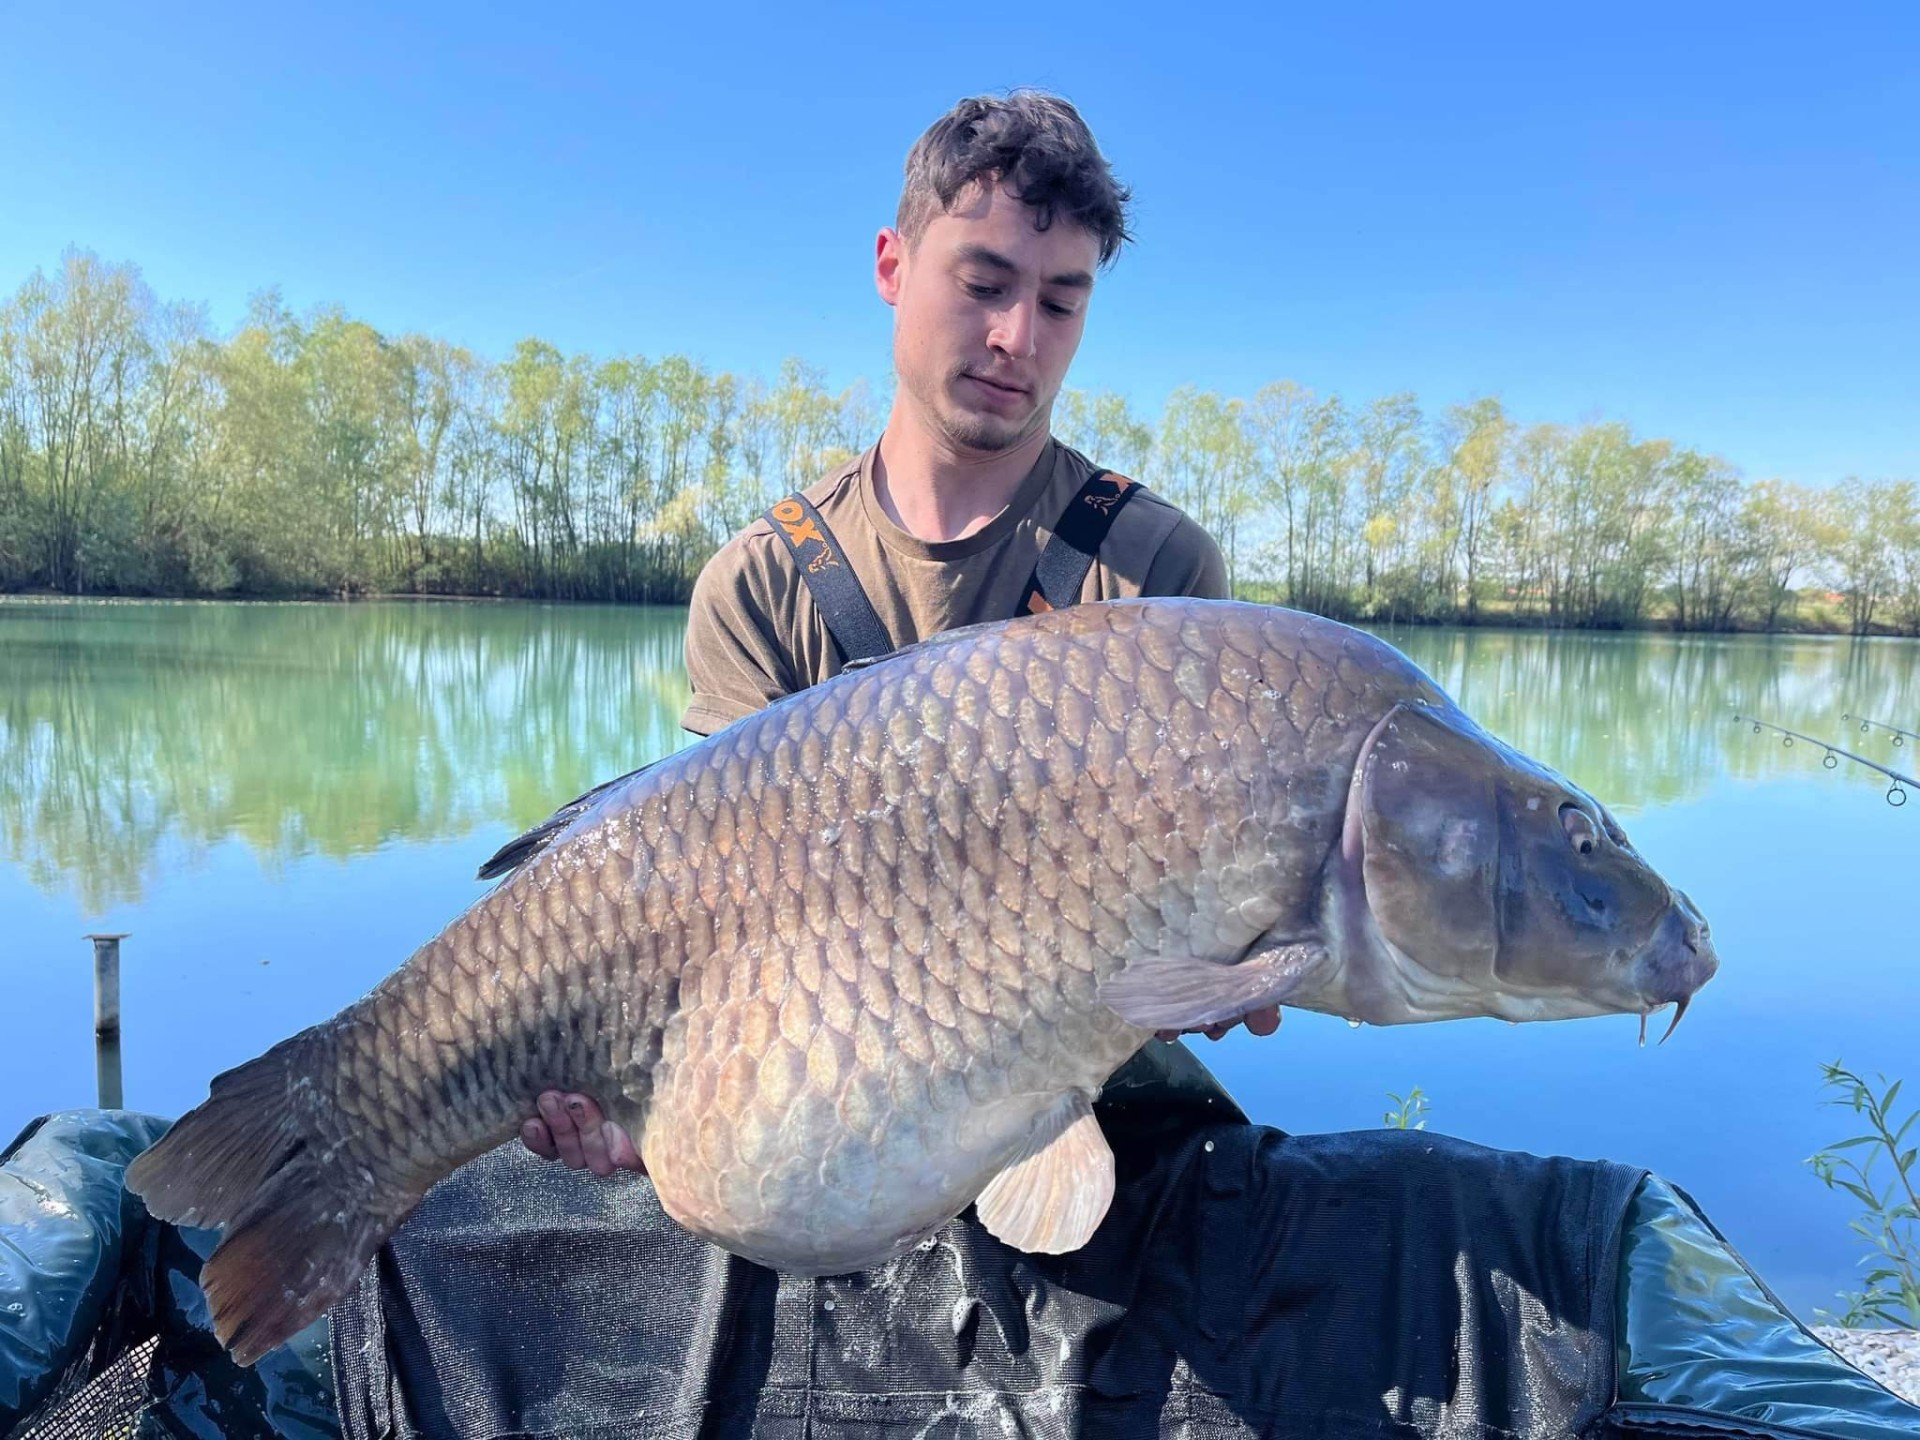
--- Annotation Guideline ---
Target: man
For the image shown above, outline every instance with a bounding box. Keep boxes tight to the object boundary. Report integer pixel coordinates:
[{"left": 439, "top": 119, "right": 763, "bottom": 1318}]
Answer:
[
  {"left": 522, "top": 88, "right": 1278, "bottom": 1179},
  {"left": 327, "top": 93, "right": 1645, "bottom": 1440}
]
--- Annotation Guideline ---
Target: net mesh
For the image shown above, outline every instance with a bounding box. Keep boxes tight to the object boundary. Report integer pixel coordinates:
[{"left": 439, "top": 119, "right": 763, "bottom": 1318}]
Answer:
[{"left": 11, "top": 1335, "right": 159, "bottom": 1440}]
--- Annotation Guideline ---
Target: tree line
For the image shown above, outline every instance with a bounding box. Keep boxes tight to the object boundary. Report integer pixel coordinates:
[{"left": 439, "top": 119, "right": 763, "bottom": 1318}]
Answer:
[{"left": 3, "top": 248, "right": 1913, "bottom": 633}]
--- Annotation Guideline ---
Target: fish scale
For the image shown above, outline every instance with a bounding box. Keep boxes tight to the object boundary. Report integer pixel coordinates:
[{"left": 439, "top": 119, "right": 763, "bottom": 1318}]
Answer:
[{"left": 124, "top": 597, "right": 1718, "bottom": 1365}]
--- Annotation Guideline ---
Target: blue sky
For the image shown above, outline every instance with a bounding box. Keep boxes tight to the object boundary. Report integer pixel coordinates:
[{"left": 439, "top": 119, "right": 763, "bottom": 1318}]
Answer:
[{"left": 2, "top": 1, "right": 1914, "bottom": 486}]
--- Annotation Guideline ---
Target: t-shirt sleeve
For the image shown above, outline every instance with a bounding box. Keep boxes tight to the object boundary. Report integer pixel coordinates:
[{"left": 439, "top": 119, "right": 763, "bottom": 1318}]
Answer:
[
  {"left": 1140, "top": 512, "right": 1232, "bottom": 600},
  {"left": 679, "top": 537, "right": 799, "bottom": 737}
]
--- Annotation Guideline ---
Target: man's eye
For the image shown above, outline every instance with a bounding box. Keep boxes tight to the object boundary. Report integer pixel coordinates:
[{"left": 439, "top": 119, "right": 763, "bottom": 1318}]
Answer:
[
  {"left": 1043, "top": 301, "right": 1076, "bottom": 318},
  {"left": 963, "top": 282, "right": 999, "bottom": 300}
]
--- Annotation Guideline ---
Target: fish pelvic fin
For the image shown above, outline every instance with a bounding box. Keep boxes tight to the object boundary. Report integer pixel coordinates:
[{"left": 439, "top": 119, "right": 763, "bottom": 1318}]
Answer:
[
  {"left": 125, "top": 1032, "right": 403, "bottom": 1366},
  {"left": 973, "top": 1092, "right": 1114, "bottom": 1257},
  {"left": 1095, "top": 941, "right": 1327, "bottom": 1032}
]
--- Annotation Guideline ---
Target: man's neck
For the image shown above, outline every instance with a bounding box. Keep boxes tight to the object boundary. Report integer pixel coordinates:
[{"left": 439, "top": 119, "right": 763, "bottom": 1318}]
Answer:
[{"left": 871, "top": 408, "right": 1051, "bottom": 544}]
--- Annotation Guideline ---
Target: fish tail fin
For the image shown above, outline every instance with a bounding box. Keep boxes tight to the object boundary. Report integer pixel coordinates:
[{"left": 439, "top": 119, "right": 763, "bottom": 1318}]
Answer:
[
  {"left": 125, "top": 1031, "right": 404, "bottom": 1365},
  {"left": 199, "top": 1160, "right": 394, "bottom": 1366}
]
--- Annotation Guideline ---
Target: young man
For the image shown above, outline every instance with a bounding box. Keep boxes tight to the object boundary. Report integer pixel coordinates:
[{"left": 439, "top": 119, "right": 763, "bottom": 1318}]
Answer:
[
  {"left": 524, "top": 89, "right": 1278, "bottom": 1178},
  {"left": 326, "top": 97, "right": 1656, "bottom": 1439},
  {"left": 676, "top": 90, "right": 1225, "bottom": 735}
]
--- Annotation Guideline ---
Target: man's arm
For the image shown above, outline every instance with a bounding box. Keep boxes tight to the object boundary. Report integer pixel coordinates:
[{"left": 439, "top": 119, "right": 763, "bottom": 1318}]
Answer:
[
  {"left": 1141, "top": 511, "right": 1232, "bottom": 602},
  {"left": 679, "top": 531, "right": 802, "bottom": 737}
]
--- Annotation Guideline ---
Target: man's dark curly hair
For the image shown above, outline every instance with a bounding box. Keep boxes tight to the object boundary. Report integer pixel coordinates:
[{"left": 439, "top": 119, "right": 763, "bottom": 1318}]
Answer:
[{"left": 896, "top": 90, "right": 1134, "bottom": 269}]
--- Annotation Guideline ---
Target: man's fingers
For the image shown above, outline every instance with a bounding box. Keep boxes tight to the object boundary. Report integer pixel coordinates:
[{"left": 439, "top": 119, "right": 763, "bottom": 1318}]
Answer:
[
  {"left": 565, "top": 1093, "right": 606, "bottom": 1128},
  {"left": 1171, "top": 1006, "right": 1285, "bottom": 1043},
  {"left": 528, "top": 1091, "right": 642, "bottom": 1179},
  {"left": 604, "top": 1121, "right": 646, "bottom": 1173},
  {"left": 573, "top": 1097, "right": 614, "bottom": 1177},
  {"left": 538, "top": 1091, "right": 586, "bottom": 1169},
  {"left": 521, "top": 1118, "right": 558, "bottom": 1159}
]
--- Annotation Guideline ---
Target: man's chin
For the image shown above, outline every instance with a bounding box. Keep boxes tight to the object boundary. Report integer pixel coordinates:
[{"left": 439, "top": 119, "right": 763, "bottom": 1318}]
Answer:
[{"left": 934, "top": 405, "right": 1039, "bottom": 456}]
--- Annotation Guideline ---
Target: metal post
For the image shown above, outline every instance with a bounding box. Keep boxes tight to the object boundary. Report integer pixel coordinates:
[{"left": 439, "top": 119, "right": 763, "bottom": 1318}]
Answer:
[{"left": 85, "top": 933, "right": 128, "bottom": 1109}]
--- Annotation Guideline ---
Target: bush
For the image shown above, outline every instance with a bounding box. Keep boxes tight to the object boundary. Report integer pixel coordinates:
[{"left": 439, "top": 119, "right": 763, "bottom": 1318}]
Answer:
[{"left": 1808, "top": 1062, "right": 1919, "bottom": 1329}]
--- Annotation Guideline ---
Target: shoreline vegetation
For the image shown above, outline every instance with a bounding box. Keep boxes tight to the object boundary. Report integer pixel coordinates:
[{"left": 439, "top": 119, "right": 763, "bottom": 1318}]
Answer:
[
  {"left": 4, "top": 249, "right": 1916, "bottom": 637},
  {"left": 4, "top": 586, "right": 1915, "bottom": 641}
]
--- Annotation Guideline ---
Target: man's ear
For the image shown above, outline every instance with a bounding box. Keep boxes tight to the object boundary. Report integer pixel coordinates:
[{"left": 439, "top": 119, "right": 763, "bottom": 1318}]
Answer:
[{"left": 875, "top": 227, "right": 906, "bottom": 307}]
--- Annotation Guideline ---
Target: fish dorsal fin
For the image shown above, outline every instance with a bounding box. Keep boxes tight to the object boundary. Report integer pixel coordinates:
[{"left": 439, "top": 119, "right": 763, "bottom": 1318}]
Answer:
[
  {"left": 1095, "top": 941, "right": 1327, "bottom": 1032},
  {"left": 973, "top": 1092, "right": 1114, "bottom": 1256},
  {"left": 474, "top": 759, "right": 662, "bottom": 882}
]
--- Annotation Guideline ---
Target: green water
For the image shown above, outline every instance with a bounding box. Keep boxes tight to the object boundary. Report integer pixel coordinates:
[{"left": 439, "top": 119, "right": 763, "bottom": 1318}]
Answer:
[{"left": 2, "top": 598, "right": 1915, "bottom": 1321}]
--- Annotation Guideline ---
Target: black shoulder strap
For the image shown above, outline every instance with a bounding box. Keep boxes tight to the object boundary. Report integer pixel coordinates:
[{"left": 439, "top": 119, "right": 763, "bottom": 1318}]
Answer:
[
  {"left": 1020, "top": 469, "right": 1144, "bottom": 614},
  {"left": 766, "top": 469, "right": 1144, "bottom": 663},
  {"left": 764, "top": 493, "right": 893, "bottom": 664}
]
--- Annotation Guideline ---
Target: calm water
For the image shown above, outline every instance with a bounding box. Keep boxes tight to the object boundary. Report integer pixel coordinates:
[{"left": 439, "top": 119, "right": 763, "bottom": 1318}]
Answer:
[{"left": 2, "top": 598, "right": 1915, "bottom": 1322}]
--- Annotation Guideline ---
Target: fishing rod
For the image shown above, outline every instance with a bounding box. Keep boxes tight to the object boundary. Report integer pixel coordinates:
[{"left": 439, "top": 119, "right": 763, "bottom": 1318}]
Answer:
[
  {"left": 1841, "top": 712, "right": 1920, "bottom": 747},
  {"left": 1731, "top": 713, "right": 1916, "bottom": 806}
]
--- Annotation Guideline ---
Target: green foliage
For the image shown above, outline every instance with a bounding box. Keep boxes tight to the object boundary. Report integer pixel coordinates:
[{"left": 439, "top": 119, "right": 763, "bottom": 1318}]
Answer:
[
  {"left": 0, "top": 247, "right": 1913, "bottom": 629},
  {"left": 1807, "top": 1062, "right": 1920, "bottom": 1329},
  {"left": 1384, "top": 1086, "right": 1430, "bottom": 1131},
  {"left": 0, "top": 252, "right": 879, "bottom": 604}
]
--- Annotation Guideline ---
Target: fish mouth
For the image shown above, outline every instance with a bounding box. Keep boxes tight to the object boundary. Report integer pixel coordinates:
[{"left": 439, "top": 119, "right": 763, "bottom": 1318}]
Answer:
[{"left": 1630, "top": 892, "right": 1718, "bottom": 1045}]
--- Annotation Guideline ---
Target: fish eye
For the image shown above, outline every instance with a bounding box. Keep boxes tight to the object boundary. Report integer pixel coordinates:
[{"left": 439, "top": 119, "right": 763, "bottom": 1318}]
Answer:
[{"left": 1559, "top": 803, "right": 1598, "bottom": 856}]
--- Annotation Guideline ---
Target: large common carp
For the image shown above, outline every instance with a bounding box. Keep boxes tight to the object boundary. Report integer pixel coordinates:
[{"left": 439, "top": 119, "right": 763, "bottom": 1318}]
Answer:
[{"left": 126, "top": 598, "right": 1717, "bottom": 1364}]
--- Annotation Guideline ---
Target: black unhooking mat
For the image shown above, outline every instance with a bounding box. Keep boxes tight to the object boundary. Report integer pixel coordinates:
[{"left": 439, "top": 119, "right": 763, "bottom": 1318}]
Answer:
[
  {"left": 323, "top": 1042, "right": 1920, "bottom": 1440},
  {"left": 7, "top": 1043, "right": 1920, "bottom": 1439}
]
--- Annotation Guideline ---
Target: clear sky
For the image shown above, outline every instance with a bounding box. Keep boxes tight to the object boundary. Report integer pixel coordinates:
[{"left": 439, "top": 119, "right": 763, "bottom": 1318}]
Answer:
[{"left": 2, "top": 1, "right": 1914, "bottom": 487}]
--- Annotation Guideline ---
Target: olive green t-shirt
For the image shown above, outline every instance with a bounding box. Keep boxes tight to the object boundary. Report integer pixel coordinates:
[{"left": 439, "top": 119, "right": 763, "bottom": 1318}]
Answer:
[{"left": 680, "top": 437, "right": 1230, "bottom": 736}]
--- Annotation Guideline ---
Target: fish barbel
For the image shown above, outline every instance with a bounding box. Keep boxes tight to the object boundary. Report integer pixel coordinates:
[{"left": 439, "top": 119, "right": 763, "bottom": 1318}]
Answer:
[{"left": 125, "top": 598, "right": 1717, "bottom": 1363}]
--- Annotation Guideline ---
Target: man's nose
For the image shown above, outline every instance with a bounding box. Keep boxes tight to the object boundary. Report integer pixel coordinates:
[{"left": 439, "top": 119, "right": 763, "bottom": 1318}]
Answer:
[{"left": 989, "top": 300, "right": 1037, "bottom": 359}]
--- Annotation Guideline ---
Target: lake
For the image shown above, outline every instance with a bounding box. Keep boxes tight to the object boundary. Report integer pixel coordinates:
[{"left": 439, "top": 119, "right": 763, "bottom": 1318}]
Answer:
[{"left": 2, "top": 597, "right": 1915, "bottom": 1325}]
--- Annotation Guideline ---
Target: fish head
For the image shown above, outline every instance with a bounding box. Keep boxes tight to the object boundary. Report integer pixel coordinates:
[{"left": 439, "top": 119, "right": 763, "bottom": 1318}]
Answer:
[{"left": 1349, "top": 701, "right": 1717, "bottom": 1031}]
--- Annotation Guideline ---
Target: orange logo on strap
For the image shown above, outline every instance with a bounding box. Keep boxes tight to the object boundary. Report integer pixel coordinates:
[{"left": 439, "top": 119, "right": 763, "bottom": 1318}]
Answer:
[
  {"left": 771, "top": 498, "right": 827, "bottom": 550},
  {"left": 1083, "top": 473, "right": 1135, "bottom": 515}
]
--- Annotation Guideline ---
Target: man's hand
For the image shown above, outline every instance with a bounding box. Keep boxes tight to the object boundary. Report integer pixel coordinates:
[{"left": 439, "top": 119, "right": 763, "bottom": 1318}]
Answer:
[
  {"left": 521, "top": 1091, "right": 645, "bottom": 1177},
  {"left": 1159, "top": 1004, "right": 1283, "bottom": 1044}
]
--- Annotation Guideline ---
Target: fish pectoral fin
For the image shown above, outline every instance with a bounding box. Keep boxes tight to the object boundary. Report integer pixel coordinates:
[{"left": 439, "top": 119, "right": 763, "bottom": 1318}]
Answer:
[
  {"left": 1096, "top": 941, "right": 1326, "bottom": 1031},
  {"left": 973, "top": 1092, "right": 1114, "bottom": 1257}
]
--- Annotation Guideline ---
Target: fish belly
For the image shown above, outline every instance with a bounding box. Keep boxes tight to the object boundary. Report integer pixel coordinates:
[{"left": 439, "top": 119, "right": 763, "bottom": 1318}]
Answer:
[{"left": 639, "top": 967, "right": 1145, "bottom": 1273}]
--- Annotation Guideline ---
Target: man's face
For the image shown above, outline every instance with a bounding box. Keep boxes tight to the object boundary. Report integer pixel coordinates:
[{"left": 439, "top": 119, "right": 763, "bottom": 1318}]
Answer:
[{"left": 876, "top": 179, "right": 1098, "bottom": 456}]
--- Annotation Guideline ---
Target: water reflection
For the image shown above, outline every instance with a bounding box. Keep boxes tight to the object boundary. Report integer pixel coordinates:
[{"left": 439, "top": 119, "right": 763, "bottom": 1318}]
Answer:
[
  {"left": 3, "top": 600, "right": 1916, "bottom": 910},
  {"left": 0, "top": 600, "right": 692, "bottom": 910},
  {"left": 1379, "top": 626, "right": 1920, "bottom": 816}
]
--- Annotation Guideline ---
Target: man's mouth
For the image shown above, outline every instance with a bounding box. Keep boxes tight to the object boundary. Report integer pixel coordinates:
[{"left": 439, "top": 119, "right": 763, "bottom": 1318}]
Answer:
[{"left": 963, "top": 373, "right": 1028, "bottom": 398}]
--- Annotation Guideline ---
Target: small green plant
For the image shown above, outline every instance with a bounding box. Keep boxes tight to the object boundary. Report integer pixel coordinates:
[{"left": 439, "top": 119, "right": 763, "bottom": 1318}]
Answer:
[
  {"left": 1384, "top": 1086, "right": 1430, "bottom": 1131},
  {"left": 1807, "top": 1061, "right": 1918, "bottom": 1329}
]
